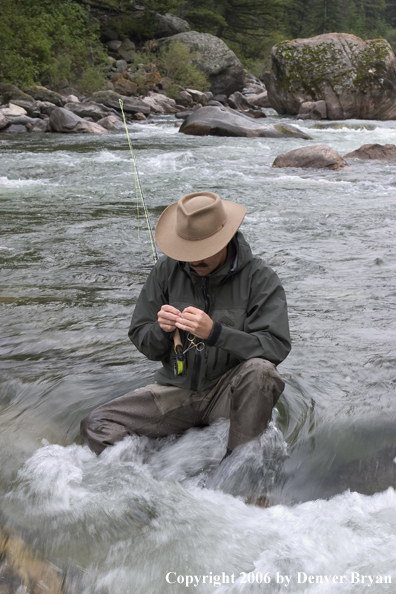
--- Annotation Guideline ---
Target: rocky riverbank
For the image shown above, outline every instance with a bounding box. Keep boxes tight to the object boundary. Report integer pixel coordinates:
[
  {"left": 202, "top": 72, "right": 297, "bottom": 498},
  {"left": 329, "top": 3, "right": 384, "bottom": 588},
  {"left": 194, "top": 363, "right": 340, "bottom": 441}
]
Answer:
[
  {"left": 4, "top": 29, "right": 396, "bottom": 137},
  {"left": 0, "top": 71, "right": 271, "bottom": 136}
]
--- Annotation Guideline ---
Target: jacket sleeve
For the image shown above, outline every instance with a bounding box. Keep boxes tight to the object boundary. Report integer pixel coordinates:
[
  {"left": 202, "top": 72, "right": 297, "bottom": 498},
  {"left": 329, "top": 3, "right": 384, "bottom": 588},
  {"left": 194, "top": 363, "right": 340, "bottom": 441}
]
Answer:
[
  {"left": 207, "top": 264, "right": 291, "bottom": 365},
  {"left": 128, "top": 261, "right": 173, "bottom": 361}
]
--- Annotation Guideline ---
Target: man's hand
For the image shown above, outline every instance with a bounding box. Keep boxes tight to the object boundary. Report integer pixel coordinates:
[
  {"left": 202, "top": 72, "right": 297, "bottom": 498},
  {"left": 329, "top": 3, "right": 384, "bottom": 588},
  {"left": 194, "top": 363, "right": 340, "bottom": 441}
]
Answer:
[
  {"left": 175, "top": 306, "right": 213, "bottom": 340},
  {"left": 158, "top": 305, "right": 181, "bottom": 333}
]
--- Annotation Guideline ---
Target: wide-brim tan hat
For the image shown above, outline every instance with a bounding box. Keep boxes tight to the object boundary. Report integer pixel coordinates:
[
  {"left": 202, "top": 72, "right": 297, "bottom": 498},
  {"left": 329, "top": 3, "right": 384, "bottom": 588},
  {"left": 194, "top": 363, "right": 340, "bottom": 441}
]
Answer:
[{"left": 155, "top": 191, "right": 247, "bottom": 261}]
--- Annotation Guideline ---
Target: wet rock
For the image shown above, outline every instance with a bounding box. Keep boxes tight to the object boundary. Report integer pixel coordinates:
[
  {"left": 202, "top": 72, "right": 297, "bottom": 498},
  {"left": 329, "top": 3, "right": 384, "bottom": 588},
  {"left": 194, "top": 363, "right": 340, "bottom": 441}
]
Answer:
[
  {"left": 134, "top": 112, "right": 147, "bottom": 120},
  {"left": 160, "top": 32, "right": 245, "bottom": 96},
  {"left": 49, "top": 107, "right": 108, "bottom": 134},
  {"left": 268, "top": 33, "right": 396, "bottom": 120},
  {"left": 320, "top": 446, "right": 396, "bottom": 497},
  {"left": 153, "top": 13, "right": 190, "bottom": 38},
  {"left": 2, "top": 124, "right": 27, "bottom": 134},
  {"left": 0, "top": 528, "right": 66, "bottom": 594},
  {"left": 179, "top": 105, "right": 312, "bottom": 138},
  {"left": 272, "top": 144, "right": 348, "bottom": 170},
  {"left": 0, "top": 83, "right": 34, "bottom": 104},
  {"left": 96, "top": 115, "right": 124, "bottom": 130},
  {"left": 344, "top": 143, "right": 396, "bottom": 161},
  {"left": 25, "top": 85, "right": 64, "bottom": 106},
  {"left": 64, "top": 101, "right": 116, "bottom": 121},
  {"left": 298, "top": 100, "right": 327, "bottom": 120},
  {"left": 90, "top": 91, "right": 151, "bottom": 115}
]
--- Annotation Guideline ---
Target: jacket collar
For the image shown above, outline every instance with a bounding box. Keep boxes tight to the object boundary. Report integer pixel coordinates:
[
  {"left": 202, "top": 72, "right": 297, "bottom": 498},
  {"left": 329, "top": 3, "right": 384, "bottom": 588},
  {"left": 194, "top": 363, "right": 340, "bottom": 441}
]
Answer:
[{"left": 177, "top": 231, "right": 253, "bottom": 283}]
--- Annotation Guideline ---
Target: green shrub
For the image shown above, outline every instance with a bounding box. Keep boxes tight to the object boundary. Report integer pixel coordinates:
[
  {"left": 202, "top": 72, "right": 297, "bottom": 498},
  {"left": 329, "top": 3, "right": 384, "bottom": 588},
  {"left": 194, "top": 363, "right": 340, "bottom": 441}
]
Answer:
[
  {"left": 0, "top": 0, "right": 108, "bottom": 89},
  {"left": 158, "top": 41, "right": 210, "bottom": 91}
]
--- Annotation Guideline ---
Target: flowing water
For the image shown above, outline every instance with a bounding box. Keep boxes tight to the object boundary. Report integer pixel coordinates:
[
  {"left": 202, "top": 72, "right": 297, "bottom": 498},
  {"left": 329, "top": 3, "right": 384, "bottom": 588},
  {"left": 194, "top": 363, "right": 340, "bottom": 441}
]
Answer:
[{"left": 1, "top": 114, "right": 396, "bottom": 593}]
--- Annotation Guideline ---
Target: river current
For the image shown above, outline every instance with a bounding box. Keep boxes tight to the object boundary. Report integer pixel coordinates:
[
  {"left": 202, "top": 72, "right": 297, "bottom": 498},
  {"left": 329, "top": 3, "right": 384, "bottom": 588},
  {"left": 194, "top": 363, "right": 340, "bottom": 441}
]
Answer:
[{"left": 1, "top": 114, "right": 396, "bottom": 593}]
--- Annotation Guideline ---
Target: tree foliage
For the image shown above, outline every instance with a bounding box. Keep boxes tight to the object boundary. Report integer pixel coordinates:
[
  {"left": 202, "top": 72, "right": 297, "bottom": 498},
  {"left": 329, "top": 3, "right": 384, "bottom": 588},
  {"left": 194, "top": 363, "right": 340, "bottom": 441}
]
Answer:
[
  {"left": 2, "top": 0, "right": 396, "bottom": 90},
  {"left": 0, "top": 0, "right": 107, "bottom": 89}
]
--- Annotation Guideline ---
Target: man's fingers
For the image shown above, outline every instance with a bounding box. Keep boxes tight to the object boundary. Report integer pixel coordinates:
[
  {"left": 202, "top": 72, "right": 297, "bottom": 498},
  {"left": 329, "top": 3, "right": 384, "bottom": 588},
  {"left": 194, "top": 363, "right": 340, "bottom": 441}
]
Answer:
[
  {"left": 178, "top": 311, "right": 200, "bottom": 322},
  {"left": 161, "top": 305, "right": 181, "bottom": 315}
]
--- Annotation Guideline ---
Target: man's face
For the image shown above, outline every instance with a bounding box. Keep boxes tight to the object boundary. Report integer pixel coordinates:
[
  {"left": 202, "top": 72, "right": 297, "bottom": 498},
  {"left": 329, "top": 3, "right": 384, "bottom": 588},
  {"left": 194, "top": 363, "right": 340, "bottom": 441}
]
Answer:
[{"left": 189, "top": 246, "right": 228, "bottom": 276}]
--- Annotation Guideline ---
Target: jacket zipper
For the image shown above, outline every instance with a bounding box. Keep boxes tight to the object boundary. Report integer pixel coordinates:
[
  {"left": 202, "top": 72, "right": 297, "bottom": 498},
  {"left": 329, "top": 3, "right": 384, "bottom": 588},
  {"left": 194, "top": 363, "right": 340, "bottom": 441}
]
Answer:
[{"left": 191, "top": 277, "right": 210, "bottom": 391}]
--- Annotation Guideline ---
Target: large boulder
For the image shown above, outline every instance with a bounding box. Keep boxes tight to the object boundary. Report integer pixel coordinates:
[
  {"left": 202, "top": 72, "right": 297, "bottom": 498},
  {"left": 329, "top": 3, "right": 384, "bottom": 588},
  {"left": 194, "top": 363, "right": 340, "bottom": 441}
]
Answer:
[
  {"left": 96, "top": 115, "right": 125, "bottom": 130},
  {"left": 25, "top": 86, "right": 64, "bottom": 107},
  {"left": 141, "top": 92, "right": 178, "bottom": 113},
  {"left": 179, "top": 106, "right": 312, "bottom": 138},
  {"left": 49, "top": 107, "right": 108, "bottom": 134},
  {"left": 161, "top": 32, "right": 245, "bottom": 96},
  {"left": 90, "top": 91, "right": 151, "bottom": 115},
  {"left": 272, "top": 145, "right": 348, "bottom": 170},
  {"left": 344, "top": 143, "right": 396, "bottom": 161},
  {"left": 153, "top": 13, "right": 190, "bottom": 38},
  {"left": 64, "top": 101, "right": 116, "bottom": 121},
  {"left": 268, "top": 33, "right": 396, "bottom": 120},
  {"left": 0, "top": 83, "right": 34, "bottom": 105},
  {"left": 0, "top": 112, "right": 9, "bottom": 130}
]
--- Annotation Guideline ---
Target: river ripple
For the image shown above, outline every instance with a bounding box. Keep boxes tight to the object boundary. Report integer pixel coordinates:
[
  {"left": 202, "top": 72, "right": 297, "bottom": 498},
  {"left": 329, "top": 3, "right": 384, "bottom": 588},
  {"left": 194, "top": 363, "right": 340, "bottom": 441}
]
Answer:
[{"left": 1, "top": 115, "right": 396, "bottom": 592}]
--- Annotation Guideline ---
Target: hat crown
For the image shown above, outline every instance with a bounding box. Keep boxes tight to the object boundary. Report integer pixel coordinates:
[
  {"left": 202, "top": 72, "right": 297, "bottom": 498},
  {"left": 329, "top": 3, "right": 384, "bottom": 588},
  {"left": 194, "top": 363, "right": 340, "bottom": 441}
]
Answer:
[{"left": 176, "top": 192, "right": 226, "bottom": 242}]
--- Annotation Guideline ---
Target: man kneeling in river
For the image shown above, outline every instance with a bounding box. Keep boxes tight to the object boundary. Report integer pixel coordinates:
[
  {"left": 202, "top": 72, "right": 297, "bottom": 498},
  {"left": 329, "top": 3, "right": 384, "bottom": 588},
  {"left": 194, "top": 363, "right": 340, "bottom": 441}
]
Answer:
[{"left": 81, "top": 192, "right": 291, "bottom": 458}]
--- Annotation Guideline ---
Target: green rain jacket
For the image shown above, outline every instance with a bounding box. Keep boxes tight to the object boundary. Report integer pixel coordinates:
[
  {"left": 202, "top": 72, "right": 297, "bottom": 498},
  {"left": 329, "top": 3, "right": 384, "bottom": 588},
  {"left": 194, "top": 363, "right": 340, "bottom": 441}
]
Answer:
[{"left": 129, "top": 232, "right": 291, "bottom": 392}]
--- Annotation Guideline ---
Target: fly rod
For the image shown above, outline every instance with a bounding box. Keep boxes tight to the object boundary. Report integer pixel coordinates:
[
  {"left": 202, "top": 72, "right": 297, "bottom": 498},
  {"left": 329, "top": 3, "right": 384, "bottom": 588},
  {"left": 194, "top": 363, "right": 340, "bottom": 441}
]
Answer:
[{"left": 119, "top": 100, "right": 184, "bottom": 375}]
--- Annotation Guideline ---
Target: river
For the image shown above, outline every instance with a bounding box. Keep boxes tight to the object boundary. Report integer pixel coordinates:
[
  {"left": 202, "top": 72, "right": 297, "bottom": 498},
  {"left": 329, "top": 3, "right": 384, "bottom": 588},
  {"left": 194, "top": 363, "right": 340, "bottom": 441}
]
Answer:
[{"left": 1, "top": 114, "right": 396, "bottom": 593}]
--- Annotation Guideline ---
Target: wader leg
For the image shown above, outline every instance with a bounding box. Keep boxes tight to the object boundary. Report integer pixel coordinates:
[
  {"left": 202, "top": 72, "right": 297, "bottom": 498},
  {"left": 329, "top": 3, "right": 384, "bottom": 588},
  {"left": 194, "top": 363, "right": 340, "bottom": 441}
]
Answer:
[
  {"left": 80, "top": 385, "right": 207, "bottom": 455},
  {"left": 204, "top": 358, "right": 285, "bottom": 451}
]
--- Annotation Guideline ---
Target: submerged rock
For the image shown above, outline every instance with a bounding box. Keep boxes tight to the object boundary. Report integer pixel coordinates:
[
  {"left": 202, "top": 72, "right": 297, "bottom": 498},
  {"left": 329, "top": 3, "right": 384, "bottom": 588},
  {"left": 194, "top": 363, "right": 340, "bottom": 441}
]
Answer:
[
  {"left": 0, "top": 528, "right": 66, "bottom": 594},
  {"left": 319, "top": 446, "right": 396, "bottom": 498},
  {"left": 268, "top": 33, "right": 396, "bottom": 120},
  {"left": 344, "top": 143, "right": 396, "bottom": 161},
  {"left": 49, "top": 107, "right": 108, "bottom": 134},
  {"left": 272, "top": 144, "right": 348, "bottom": 169},
  {"left": 179, "top": 106, "right": 311, "bottom": 138}
]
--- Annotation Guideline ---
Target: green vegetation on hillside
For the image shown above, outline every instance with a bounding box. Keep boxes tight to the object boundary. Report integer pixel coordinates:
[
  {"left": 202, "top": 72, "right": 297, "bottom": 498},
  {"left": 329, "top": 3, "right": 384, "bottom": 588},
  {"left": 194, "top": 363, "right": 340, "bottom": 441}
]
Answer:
[
  {"left": 0, "top": 0, "right": 107, "bottom": 90},
  {"left": 1, "top": 0, "right": 396, "bottom": 90}
]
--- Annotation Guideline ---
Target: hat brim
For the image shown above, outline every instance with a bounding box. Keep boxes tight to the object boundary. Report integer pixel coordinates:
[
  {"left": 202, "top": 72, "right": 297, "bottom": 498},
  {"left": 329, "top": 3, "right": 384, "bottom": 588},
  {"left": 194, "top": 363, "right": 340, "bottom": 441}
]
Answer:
[{"left": 155, "top": 200, "right": 247, "bottom": 261}]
